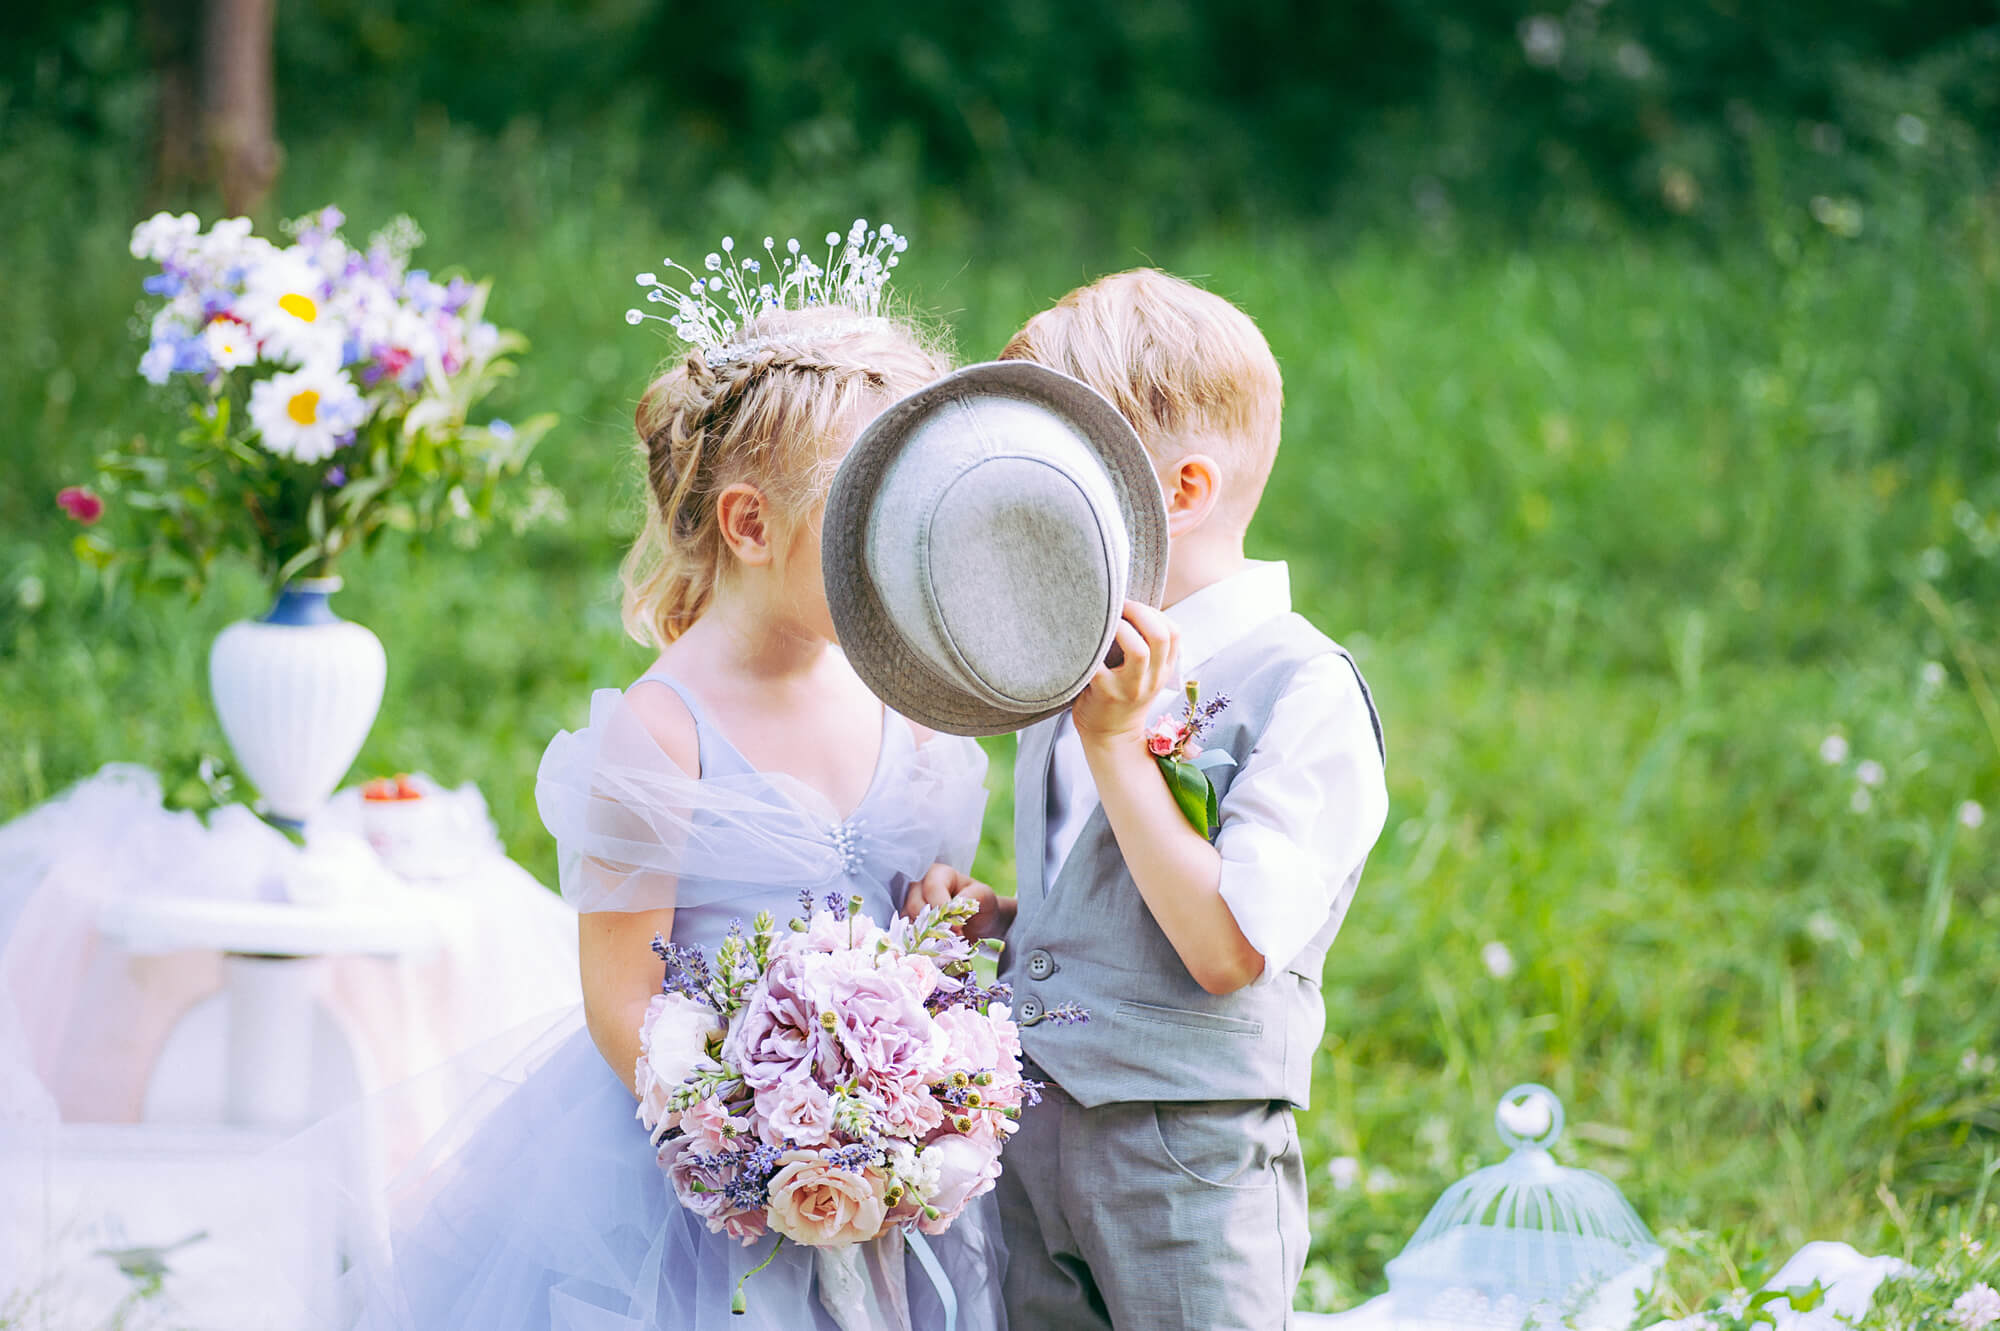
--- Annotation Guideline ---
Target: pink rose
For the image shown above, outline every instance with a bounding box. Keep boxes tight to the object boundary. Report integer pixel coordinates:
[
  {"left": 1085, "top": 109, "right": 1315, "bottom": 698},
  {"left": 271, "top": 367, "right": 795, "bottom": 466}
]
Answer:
[
  {"left": 920, "top": 1135, "right": 1002, "bottom": 1234},
  {"left": 682, "top": 1095, "right": 751, "bottom": 1154},
  {"left": 1146, "top": 716, "right": 1187, "bottom": 757},
  {"left": 756, "top": 1077, "right": 836, "bottom": 1148},
  {"left": 765, "top": 1154, "right": 889, "bottom": 1248}
]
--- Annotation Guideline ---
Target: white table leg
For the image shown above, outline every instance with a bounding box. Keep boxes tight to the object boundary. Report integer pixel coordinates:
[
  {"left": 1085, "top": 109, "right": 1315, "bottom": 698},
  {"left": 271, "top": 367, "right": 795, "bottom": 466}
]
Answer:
[{"left": 221, "top": 954, "right": 324, "bottom": 1129}]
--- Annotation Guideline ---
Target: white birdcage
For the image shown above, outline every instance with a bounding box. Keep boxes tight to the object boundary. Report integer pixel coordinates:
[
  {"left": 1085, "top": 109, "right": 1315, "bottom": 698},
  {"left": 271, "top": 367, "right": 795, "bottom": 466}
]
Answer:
[{"left": 1385, "top": 1084, "right": 1664, "bottom": 1331}]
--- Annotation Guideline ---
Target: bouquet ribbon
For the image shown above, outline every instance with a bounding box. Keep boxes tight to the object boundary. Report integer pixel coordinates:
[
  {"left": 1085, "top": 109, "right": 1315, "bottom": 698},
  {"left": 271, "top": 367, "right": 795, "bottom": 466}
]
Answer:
[{"left": 908, "top": 1230, "right": 958, "bottom": 1331}]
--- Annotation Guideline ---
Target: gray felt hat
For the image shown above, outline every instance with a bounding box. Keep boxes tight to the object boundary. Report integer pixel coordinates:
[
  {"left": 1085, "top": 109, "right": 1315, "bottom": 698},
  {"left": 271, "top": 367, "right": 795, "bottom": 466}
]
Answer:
[{"left": 824, "top": 360, "right": 1170, "bottom": 737}]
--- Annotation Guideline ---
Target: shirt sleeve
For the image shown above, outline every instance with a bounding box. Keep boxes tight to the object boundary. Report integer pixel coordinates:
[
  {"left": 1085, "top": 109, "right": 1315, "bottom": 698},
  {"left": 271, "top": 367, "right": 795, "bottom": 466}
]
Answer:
[{"left": 1212, "top": 653, "right": 1388, "bottom": 981}]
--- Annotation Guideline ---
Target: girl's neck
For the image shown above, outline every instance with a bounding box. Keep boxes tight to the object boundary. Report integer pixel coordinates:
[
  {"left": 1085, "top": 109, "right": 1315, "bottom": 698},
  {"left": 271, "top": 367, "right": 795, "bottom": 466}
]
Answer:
[{"left": 677, "top": 590, "right": 829, "bottom": 685}]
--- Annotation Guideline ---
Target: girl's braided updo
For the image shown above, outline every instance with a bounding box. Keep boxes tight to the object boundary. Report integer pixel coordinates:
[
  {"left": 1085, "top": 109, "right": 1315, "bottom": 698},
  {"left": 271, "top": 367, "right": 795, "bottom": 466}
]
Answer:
[{"left": 622, "top": 305, "right": 950, "bottom": 647}]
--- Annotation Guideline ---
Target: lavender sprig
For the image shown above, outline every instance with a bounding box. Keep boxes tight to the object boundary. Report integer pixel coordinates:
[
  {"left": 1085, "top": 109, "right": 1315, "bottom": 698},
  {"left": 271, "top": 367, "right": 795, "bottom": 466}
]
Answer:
[
  {"left": 652, "top": 933, "right": 720, "bottom": 1009},
  {"left": 1188, "top": 690, "right": 1232, "bottom": 739}
]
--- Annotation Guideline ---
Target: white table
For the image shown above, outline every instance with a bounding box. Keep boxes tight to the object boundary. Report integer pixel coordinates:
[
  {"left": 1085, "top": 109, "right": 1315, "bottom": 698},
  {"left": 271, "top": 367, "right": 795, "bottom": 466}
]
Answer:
[{"left": 95, "top": 893, "right": 440, "bottom": 1130}]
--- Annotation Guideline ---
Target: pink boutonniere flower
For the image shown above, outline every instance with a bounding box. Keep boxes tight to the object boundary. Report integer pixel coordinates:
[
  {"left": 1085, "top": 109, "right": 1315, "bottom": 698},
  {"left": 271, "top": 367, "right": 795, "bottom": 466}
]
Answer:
[{"left": 1150, "top": 682, "right": 1232, "bottom": 838}]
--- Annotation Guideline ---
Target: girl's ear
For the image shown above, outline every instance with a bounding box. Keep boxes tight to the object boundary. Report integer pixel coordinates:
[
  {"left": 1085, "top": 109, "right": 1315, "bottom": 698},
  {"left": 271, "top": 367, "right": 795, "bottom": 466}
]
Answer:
[
  {"left": 716, "top": 482, "right": 774, "bottom": 565},
  {"left": 1161, "top": 452, "right": 1225, "bottom": 537}
]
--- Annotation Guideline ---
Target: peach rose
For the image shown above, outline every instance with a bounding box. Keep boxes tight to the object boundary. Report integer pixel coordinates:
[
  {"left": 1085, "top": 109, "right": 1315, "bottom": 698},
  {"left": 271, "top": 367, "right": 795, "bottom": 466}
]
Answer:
[{"left": 765, "top": 1154, "right": 889, "bottom": 1248}]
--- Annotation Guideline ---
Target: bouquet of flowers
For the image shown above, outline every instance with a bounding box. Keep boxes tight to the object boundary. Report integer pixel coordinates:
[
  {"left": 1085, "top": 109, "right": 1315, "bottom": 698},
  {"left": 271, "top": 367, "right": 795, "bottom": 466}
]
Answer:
[
  {"left": 65, "top": 206, "right": 559, "bottom": 595},
  {"left": 635, "top": 891, "right": 1076, "bottom": 1315}
]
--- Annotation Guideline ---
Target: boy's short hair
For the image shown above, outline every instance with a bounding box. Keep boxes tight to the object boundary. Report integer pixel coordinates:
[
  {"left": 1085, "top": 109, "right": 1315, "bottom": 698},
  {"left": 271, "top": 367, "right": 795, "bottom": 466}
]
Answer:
[{"left": 999, "top": 269, "right": 1283, "bottom": 524}]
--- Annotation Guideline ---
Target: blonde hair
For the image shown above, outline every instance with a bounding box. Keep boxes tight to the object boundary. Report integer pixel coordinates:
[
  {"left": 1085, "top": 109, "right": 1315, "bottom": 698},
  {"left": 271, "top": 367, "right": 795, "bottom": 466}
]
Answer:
[
  {"left": 622, "top": 306, "right": 949, "bottom": 647},
  {"left": 1000, "top": 268, "right": 1283, "bottom": 523}
]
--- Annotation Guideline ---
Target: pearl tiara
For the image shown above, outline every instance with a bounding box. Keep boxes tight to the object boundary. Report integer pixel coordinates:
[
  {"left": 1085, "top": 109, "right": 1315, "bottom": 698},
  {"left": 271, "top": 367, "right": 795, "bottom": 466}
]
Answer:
[{"left": 626, "top": 219, "right": 907, "bottom": 367}]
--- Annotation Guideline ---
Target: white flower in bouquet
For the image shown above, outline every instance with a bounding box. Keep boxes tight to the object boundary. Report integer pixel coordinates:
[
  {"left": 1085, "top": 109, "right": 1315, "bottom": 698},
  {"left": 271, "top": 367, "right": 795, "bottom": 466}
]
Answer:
[
  {"left": 248, "top": 364, "right": 364, "bottom": 463},
  {"left": 634, "top": 992, "right": 723, "bottom": 1132},
  {"left": 201, "top": 319, "right": 258, "bottom": 371},
  {"left": 240, "top": 249, "right": 342, "bottom": 368},
  {"left": 130, "top": 211, "right": 200, "bottom": 262}
]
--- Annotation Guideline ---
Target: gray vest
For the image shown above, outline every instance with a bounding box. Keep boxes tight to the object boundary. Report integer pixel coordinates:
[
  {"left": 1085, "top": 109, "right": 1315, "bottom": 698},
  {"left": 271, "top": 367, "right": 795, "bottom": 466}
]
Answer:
[{"left": 999, "top": 612, "right": 1384, "bottom": 1110}]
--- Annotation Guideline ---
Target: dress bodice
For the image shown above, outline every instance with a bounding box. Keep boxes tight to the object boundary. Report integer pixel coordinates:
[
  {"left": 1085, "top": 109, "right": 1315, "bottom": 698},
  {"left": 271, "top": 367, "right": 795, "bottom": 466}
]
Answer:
[{"left": 535, "top": 673, "right": 990, "bottom": 951}]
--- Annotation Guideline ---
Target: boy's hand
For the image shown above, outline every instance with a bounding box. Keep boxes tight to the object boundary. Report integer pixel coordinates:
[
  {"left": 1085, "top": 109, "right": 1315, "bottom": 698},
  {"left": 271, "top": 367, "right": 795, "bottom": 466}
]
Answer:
[
  {"left": 901, "top": 862, "right": 1016, "bottom": 941},
  {"left": 1071, "top": 601, "right": 1180, "bottom": 744}
]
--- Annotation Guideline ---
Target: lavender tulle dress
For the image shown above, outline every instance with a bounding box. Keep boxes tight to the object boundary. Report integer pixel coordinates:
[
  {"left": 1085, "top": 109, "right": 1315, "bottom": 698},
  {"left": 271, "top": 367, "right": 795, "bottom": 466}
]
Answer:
[{"left": 346, "top": 675, "right": 1007, "bottom": 1331}]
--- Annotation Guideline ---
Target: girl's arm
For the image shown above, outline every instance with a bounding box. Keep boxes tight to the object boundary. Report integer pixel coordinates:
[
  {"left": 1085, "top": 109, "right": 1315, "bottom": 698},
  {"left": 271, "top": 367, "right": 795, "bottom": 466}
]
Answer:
[
  {"left": 1073, "top": 601, "right": 1264, "bottom": 996},
  {"left": 580, "top": 906, "right": 672, "bottom": 1098},
  {"left": 580, "top": 675, "right": 701, "bottom": 1096}
]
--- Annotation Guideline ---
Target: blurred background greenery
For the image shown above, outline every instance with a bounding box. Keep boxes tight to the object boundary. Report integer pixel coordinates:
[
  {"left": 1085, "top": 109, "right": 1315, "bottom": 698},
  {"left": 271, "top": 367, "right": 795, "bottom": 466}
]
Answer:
[{"left": 3, "top": 0, "right": 1998, "bottom": 1309}]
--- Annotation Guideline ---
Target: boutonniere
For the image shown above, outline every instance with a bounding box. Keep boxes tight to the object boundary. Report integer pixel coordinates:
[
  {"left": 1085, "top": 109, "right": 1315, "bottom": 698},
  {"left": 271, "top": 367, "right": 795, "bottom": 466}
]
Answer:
[{"left": 1147, "top": 681, "right": 1234, "bottom": 838}]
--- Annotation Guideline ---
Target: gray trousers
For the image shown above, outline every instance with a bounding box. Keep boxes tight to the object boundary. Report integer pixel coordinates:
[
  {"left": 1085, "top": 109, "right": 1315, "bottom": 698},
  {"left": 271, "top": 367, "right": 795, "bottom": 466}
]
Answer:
[{"left": 996, "top": 1069, "right": 1307, "bottom": 1331}]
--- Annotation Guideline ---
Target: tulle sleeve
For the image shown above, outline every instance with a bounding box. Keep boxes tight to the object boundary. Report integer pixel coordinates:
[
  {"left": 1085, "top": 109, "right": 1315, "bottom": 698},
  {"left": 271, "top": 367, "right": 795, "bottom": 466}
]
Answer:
[
  {"left": 905, "top": 733, "right": 990, "bottom": 875},
  {"left": 536, "top": 688, "right": 841, "bottom": 914}
]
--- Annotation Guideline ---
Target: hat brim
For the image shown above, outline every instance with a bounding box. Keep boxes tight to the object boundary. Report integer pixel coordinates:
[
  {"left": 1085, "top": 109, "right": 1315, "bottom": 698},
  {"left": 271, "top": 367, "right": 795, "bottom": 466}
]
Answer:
[{"left": 824, "top": 360, "right": 1170, "bottom": 737}]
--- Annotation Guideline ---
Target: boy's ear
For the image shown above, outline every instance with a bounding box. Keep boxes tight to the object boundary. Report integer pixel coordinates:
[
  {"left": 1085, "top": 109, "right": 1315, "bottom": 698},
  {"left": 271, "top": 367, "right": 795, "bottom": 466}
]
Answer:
[
  {"left": 716, "top": 483, "right": 774, "bottom": 564},
  {"left": 1160, "top": 453, "right": 1225, "bottom": 537}
]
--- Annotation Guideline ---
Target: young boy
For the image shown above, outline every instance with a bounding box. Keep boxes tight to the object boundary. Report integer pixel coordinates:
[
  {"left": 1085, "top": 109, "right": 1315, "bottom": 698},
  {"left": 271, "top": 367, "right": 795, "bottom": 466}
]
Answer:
[{"left": 920, "top": 269, "right": 1389, "bottom": 1329}]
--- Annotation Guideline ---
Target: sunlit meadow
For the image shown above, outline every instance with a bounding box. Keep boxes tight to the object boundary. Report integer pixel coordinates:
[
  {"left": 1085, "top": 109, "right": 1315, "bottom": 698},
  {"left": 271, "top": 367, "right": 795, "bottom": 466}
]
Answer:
[{"left": 3, "top": 120, "right": 1996, "bottom": 1314}]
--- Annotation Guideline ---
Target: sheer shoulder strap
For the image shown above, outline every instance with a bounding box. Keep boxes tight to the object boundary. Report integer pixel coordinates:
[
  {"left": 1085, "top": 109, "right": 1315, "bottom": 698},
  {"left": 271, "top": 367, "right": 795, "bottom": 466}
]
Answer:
[{"left": 535, "top": 688, "right": 836, "bottom": 913}]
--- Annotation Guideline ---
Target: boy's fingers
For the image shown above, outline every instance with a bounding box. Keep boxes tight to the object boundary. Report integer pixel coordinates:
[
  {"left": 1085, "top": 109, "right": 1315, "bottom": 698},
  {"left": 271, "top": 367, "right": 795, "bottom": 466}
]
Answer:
[{"left": 1109, "top": 620, "right": 1148, "bottom": 682}]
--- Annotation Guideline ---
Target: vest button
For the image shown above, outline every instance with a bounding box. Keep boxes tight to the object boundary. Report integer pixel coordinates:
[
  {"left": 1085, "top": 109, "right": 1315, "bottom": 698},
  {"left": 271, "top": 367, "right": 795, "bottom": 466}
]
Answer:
[
  {"left": 1018, "top": 995, "right": 1044, "bottom": 1024},
  {"left": 1026, "top": 949, "right": 1055, "bottom": 980}
]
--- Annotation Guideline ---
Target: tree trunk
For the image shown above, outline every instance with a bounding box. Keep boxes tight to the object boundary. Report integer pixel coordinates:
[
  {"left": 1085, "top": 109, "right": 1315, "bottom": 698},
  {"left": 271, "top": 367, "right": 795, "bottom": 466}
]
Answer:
[
  {"left": 142, "top": 0, "right": 203, "bottom": 205},
  {"left": 203, "top": 0, "right": 281, "bottom": 216}
]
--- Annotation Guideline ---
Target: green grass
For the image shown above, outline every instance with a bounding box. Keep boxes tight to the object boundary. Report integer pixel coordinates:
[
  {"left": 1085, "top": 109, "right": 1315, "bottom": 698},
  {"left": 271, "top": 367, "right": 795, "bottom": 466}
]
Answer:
[{"left": 3, "top": 122, "right": 1997, "bottom": 1309}]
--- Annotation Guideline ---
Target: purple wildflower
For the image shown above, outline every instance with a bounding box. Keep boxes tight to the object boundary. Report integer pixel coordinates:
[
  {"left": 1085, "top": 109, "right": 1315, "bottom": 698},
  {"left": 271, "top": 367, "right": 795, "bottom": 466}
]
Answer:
[
  {"left": 324, "top": 466, "right": 347, "bottom": 488},
  {"left": 1187, "top": 692, "right": 1232, "bottom": 740},
  {"left": 652, "top": 933, "right": 717, "bottom": 1006},
  {"left": 1040, "top": 1001, "right": 1091, "bottom": 1026}
]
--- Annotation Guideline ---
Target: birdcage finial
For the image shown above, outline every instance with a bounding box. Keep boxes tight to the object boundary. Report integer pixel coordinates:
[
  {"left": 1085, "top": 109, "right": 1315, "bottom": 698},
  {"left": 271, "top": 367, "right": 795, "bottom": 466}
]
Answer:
[{"left": 1494, "top": 1083, "right": 1564, "bottom": 1151}]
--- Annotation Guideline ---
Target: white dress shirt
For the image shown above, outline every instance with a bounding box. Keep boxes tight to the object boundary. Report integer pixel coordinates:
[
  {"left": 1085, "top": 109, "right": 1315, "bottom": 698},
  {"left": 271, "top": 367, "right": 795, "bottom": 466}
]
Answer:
[{"left": 1041, "top": 560, "right": 1388, "bottom": 981}]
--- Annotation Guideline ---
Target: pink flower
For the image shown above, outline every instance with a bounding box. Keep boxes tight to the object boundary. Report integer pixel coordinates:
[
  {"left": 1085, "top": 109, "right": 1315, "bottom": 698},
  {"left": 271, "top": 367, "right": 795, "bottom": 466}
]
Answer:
[
  {"left": 719, "top": 1210, "right": 768, "bottom": 1244},
  {"left": 765, "top": 1154, "right": 889, "bottom": 1247},
  {"left": 755, "top": 1078, "right": 836, "bottom": 1148},
  {"left": 682, "top": 1095, "right": 751, "bottom": 1154},
  {"left": 662, "top": 1138, "right": 760, "bottom": 1240},
  {"left": 1146, "top": 717, "right": 1185, "bottom": 757},
  {"left": 810, "top": 951, "right": 949, "bottom": 1105},
  {"left": 56, "top": 486, "right": 104, "bottom": 525},
  {"left": 724, "top": 952, "right": 836, "bottom": 1094},
  {"left": 920, "top": 1135, "right": 1002, "bottom": 1234}
]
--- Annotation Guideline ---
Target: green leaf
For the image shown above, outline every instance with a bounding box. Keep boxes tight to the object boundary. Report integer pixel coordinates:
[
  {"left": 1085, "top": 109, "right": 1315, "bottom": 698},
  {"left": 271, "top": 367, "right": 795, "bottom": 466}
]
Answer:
[{"left": 1156, "top": 755, "right": 1216, "bottom": 837}]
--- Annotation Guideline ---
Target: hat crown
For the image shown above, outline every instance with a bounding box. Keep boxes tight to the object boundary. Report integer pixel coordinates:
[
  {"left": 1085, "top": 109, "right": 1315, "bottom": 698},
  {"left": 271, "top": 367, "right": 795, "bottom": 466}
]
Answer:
[
  {"left": 866, "top": 394, "right": 1129, "bottom": 709},
  {"left": 825, "top": 360, "right": 1168, "bottom": 736}
]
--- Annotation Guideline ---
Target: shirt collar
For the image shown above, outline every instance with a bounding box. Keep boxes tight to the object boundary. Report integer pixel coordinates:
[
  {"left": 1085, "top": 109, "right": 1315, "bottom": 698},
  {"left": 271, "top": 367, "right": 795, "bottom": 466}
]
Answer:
[{"left": 1165, "top": 560, "right": 1292, "bottom": 673}]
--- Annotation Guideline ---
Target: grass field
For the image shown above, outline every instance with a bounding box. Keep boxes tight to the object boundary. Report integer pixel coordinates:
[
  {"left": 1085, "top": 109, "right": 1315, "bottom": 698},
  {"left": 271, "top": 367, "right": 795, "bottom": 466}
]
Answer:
[{"left": 3, "top": 122, "right": 1997, "bottom": 1309}]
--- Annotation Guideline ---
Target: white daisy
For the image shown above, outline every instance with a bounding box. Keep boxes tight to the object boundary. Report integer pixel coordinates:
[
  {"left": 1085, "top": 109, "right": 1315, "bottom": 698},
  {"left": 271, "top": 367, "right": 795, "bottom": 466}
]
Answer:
[
  {"left": 249, "top": 364, "right": 364, "bottom": 463},
  {"left": 202, "top": 319, "right": 259, "bottom": 371},
  {"left": 239, "top": 249, "right": 342, "bottom": 367}
]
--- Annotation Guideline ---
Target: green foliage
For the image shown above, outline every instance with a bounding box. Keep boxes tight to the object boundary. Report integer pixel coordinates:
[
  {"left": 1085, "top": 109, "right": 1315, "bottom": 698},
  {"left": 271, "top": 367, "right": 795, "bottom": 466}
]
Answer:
[{"left": 6, "top": 2, "right": 1999, "bottom": 227}]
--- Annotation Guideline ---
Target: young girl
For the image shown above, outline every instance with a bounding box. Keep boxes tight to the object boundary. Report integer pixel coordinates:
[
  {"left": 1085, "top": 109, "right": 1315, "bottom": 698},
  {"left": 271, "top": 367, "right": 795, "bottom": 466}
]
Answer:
[{"left": 351, "top": 300, "right": 1007, "bottom": 1330}]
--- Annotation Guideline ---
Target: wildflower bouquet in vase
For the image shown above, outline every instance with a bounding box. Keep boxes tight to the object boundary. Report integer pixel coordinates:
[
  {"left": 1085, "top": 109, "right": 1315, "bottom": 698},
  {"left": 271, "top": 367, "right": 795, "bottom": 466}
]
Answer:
[
  {"left": 67, "top": 207, "right": 561, "bottom": 825},
  {"left": 636, "top": 891, "right": 1080, "bottom": 1327}
]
